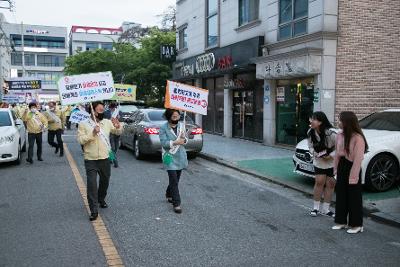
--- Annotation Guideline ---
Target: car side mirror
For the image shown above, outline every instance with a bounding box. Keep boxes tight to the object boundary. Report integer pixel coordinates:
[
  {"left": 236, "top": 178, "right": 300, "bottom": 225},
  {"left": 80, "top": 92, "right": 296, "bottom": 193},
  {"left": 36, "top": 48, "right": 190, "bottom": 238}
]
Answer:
[{"left": 15, "top": 119, "right": 22, "bottom": 126}]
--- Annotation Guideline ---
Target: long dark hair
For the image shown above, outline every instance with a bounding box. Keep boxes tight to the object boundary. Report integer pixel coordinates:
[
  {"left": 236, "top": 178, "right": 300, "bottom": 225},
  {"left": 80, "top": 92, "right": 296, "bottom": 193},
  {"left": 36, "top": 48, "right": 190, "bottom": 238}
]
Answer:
[
  {"left": 339, "top": 111, "right": 369, "bottom": 154},
  {"left": 308, "top": 111, "right": 333, "bottom": 152}
]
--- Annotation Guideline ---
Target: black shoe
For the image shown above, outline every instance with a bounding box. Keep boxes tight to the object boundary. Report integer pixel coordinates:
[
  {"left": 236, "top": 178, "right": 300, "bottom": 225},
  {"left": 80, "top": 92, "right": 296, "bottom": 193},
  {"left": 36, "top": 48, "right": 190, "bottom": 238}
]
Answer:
[
  {"left": 60, "top": 152, "right": 64, "bottom": 157},
  {"left": 114, "top": 161, "right": 118, "bottom": 168},
  {"left": 166, "top": 197, "right": 173, "bottom": 204},
  {"left": 26, "top": 158, "right": 33, "bottom": 164},
  {"left": 55, "top": 147, "right": 59, "bottom": 154},
  {"left": 174, "top": 206, "right": 182, "bottom": 214},
  {"left": 99, "top": 201, "right": 108, "bottom": 209},
  {"left": 38, "top": 158, "right": 43, "bottom": 161},
  {"left": 89, "top": 212, "right": 98, "bottom": 221}
]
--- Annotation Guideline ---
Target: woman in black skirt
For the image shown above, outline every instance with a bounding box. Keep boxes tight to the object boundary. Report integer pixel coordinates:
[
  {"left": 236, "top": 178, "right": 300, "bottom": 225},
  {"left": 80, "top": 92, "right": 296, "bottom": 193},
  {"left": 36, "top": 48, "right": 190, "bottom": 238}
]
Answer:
[{"left": 332, "top": 111, "right": 368, "bottom": 234}]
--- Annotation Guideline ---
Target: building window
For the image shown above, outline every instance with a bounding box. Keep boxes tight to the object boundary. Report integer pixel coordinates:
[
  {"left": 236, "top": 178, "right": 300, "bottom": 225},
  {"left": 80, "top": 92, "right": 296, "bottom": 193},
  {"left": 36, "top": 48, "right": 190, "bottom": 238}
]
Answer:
[
  {"left": 101, "top": 43, "right": 113, "bottom": 51},
  {"left": 10, "top": 35, "right": 65, "bottom": 48},
  {"left": 86, "top": 42, "right": 99, "bottom": 51},
  {"left": 206, "top": 0, "right": 219, "bottom": 47},
  {"left": 11, "top": 53, "right": 35, "bottom": 66},
  {"left": 178, "top": 27, "right": 188, "bottom": 50},
  {"left": 76, "top": 46, "right": 82, "bottom": 52},
  {"left": 37, "top": 55, "right": 66, "bottom": 67},
  {"left": 239, "top": 0, "right": 259, "bottom": 26},
  {"left": 279, "top": 0, "right": 308, "bottom": 40}
]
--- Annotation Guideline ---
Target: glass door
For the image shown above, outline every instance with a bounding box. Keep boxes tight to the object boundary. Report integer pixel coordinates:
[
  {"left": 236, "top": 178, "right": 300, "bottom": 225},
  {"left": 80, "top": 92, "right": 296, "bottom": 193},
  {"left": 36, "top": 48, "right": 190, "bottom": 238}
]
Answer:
[
  {"left": 232, "top": 90, "right": 256, "bottom": 139},
  {"left": 276, "top": 81, "right": 314, "bottom": 145}
]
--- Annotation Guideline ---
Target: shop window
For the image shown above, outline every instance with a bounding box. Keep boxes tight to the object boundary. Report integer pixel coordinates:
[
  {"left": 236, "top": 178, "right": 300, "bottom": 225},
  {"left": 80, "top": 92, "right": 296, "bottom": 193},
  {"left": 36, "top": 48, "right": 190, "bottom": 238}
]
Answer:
[
  {"left": 239, "top": 0, "right": 260, "bottom": 26},
  {"left": 86, "top": 42, "right": 99, "bottom": 51},
  {"left": 207, "top": 0, "right": 219, "bottom": 47},
  {"left": 279, "top": 0, "right": 308, "bottom": 40}
]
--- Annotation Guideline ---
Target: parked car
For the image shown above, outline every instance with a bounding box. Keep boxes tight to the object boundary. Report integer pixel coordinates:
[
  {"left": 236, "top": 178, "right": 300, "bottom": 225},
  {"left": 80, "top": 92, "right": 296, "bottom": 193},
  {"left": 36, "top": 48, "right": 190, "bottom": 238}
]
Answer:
[
  {"left": 120, "top": 108, "right": 203, "bottom": 159},
  {"left": 293, "top": 109, "right": 400, "bottom": 192},
  {"left": 0, "top": 108, "right": 26, "bottom": 164},
  {"left": 117, "top": 102, "right": 146, "bottom": 121}
]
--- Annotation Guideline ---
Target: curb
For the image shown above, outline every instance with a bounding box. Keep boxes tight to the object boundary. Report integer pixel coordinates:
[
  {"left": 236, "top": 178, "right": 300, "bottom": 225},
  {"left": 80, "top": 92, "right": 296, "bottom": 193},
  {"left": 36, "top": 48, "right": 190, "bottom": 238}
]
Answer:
[{"left": 199, "top": 152, "right": 400, "bottom": 229}]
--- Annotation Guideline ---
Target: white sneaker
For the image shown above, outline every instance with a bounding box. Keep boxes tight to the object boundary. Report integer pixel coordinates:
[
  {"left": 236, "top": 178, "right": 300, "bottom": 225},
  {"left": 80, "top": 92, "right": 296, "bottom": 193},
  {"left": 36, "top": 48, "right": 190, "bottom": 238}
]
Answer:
[
  {"left": 347, "top": 227, "right": 363, "bottom": 234},
  {"left": 332, "top": 224, "right": 347, "bottom": 230}
]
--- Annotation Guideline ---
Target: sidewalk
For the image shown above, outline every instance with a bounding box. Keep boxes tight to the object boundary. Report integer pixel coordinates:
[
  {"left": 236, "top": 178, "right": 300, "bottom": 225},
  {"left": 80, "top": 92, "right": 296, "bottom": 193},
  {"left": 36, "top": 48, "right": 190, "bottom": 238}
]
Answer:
[{"left": 200, "top": 134, "right": 400, "bottom": 228}]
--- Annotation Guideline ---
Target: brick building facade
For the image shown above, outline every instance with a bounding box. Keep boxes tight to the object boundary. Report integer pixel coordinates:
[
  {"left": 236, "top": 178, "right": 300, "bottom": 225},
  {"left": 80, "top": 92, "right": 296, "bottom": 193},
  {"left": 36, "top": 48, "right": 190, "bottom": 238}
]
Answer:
[{"left": 335, "top": 0, "right": 400, "bottom": 120}]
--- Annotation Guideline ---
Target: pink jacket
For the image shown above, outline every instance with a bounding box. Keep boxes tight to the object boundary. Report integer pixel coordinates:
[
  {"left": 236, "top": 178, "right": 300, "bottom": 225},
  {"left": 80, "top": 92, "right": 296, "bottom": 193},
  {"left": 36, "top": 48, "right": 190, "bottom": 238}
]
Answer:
[{"left": 334, "top": 131, "right": 366, "bottom": 184}]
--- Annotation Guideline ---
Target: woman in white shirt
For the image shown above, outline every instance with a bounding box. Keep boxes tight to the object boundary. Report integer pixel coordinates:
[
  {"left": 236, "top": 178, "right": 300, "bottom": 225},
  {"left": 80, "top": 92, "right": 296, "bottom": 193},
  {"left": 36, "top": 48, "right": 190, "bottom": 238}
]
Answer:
[{"left": 307, "top": 112, "right": 337, "bottom": 217}]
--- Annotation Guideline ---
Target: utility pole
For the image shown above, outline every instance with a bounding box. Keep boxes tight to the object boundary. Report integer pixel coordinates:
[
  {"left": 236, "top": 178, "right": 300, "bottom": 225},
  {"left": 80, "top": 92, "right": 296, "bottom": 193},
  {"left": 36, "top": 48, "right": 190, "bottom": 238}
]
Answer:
[{"left": 21, "top": 21, "right": 25, "bottom": 77}]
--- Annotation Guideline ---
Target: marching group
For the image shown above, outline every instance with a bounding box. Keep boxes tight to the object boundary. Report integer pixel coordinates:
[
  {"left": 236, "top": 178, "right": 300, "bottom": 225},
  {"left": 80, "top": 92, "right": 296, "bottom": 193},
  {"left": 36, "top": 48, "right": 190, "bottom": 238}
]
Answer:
[{"left": 2, "top": 100, "right": 368, "bottom": 234}]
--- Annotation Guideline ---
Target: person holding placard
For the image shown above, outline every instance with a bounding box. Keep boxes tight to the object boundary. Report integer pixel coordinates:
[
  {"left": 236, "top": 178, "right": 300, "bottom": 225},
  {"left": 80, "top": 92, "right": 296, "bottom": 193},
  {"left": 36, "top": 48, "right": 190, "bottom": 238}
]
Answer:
[
  {"left": 77, "top": 101, "right": 123, "bottom": 221},
  {"left": 22, "top": 102, "right": 48, "bottom": 164},
  {"left": 159, "top": 109, "right": 188, "bottom": 214},
  {"left": 44, "top": 101, "right": 65, "bottom": 157}
]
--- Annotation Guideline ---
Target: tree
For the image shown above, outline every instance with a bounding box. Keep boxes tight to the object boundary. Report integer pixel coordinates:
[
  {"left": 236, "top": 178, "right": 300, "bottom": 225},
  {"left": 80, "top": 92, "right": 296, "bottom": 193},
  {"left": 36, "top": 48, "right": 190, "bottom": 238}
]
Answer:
[{"left": 157, "top": 5, "right": 176, "bottom": 31}]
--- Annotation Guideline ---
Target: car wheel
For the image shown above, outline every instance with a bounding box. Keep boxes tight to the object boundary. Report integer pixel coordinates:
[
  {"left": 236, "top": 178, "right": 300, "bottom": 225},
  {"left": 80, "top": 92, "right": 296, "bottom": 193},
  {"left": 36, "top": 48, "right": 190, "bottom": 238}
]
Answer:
[
  {"left": 14, "top": 142, "right": 21, "bottom": 165},
  {"left": 365, "top": 154, "right": 399, "bottom": 192},
  {"left": 133, "top": 138, "right": 144, "bottom": 160}
]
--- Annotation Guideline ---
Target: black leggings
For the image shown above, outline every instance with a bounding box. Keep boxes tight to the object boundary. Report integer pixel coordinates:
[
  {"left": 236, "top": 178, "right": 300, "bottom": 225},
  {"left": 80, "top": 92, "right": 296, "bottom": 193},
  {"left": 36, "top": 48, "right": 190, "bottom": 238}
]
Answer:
[
  {"left": 166, "top": 170, "right": 182, "bottom": 207},
  {"left": 335, "top": 157, "right": 363, "bottom": 227}
]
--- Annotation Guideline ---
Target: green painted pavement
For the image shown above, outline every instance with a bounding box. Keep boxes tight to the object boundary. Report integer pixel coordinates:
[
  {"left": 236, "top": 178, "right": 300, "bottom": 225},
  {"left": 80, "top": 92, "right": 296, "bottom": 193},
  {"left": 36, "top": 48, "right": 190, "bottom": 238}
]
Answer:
[{"left": 237, "top": 157, "right": 400, "bottom": 201}]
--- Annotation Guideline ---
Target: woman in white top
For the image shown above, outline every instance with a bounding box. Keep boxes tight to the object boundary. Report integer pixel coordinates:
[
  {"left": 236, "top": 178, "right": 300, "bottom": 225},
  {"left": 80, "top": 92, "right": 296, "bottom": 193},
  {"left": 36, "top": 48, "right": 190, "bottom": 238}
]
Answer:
[{"left": 307, "top": 112, "right": 337, "bottom": 217}]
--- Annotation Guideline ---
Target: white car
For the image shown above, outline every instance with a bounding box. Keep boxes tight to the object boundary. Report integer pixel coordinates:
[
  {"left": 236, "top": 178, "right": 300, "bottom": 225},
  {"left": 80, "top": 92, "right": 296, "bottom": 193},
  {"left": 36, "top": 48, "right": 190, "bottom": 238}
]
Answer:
[
  {"left": 293, "top": 109, "right": 400, "bottom": 192},
  {"left": 0, "top": 108, "right": 26, "bottom": 164}
]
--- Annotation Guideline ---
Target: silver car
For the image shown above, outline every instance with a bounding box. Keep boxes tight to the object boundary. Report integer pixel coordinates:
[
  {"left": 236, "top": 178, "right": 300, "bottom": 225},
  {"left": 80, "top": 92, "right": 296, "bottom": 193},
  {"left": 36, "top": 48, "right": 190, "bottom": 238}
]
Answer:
[{"left": 120, "top": 108, "right": 203, "bottom": 159}]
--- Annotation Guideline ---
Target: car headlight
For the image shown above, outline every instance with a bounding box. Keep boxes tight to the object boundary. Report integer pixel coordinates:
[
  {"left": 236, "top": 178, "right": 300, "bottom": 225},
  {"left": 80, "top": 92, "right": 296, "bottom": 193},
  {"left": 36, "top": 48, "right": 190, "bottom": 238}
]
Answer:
[{"left": 0, "top": 135, "right": 15, "bottom": 146}]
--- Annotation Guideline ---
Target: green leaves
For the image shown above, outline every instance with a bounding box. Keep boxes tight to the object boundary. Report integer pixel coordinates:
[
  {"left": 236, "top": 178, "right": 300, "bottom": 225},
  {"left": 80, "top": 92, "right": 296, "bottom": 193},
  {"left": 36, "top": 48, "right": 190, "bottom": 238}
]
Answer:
[{"left": 64, "top": 28, "right": 176, "bottom": 106}]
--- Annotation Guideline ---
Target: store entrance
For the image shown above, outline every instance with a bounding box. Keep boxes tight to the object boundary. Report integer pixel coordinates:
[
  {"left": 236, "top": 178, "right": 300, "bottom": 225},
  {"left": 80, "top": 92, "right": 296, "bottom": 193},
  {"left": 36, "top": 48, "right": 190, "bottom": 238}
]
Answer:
[{"left": 276, "top": 78, "right": 315, "bottom": 146}]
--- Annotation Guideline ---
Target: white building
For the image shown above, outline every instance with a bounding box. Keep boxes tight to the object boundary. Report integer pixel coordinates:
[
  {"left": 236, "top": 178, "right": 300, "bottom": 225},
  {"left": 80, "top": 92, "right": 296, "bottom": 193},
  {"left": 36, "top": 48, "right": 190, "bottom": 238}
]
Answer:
[
  {"left": 69, "top": 22, "right": 142, "bottom": 55},
  {"left": 173, "top": 0, "right": 338, "bottom": 146},
  {"left": 2, "top": 22, "right": 68, "bottom": 97}
]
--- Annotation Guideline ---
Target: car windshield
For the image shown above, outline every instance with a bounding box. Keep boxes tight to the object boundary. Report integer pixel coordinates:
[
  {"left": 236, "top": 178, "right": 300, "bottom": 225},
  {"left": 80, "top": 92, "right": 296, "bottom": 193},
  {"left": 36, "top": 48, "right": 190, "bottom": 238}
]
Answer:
[
  {"left": 147, "top": 111, "right": 194, "bottom": 123},
  {"left": 120, "top": 105, "right": 138, "bottom": 113},
  {"left": 359, "top": 112, "right": 400, "bottom": 131},
  {"left": 0, "top": 111, "right": 12, "bottom": 127}
]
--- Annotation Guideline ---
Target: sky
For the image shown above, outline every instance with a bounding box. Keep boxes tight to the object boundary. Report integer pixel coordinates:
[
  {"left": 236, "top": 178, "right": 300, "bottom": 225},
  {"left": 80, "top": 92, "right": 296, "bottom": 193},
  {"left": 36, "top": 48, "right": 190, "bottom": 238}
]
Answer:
[{"left": 1, "top": 0, "right": 175, "bottom": 29}]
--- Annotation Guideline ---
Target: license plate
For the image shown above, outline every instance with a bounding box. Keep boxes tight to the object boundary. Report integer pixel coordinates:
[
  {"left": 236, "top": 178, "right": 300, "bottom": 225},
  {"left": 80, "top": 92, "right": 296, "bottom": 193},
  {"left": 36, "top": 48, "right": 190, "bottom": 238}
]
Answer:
[{"left": 298, "top": 162, "right": 314, "bottom": 172}]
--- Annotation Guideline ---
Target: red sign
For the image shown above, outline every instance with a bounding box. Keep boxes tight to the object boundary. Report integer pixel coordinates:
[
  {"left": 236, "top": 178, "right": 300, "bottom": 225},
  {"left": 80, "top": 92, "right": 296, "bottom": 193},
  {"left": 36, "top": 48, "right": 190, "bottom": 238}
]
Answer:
[{"left": 218, "top": 56, "right": 233, "bottom": 70}]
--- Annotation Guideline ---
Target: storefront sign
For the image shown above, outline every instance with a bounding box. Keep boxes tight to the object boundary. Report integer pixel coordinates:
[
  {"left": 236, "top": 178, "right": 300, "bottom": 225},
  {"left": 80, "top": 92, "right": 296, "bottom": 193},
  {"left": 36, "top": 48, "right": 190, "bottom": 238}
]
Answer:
[
  {"left": 57, "top": 71, "right": 115, "bottom": 105},
  {"left": 218, "top": 55, "right": 233, "bottom": 70},
  {"left": 165, "top": 81, "right": 209, "bottom": 115},
  {"left": 181, "top": 64, "right": 195, "bottom": 77},
  {"left": 256, "top": 54, "right": 322, "bottom": 79},
  {"left": 223, "top": 79, "right": 245, "bottom": 89},
  {"left": 8, "top": 80, "right": 41, "bottom": 90},
  {"left": 111, "top": 84, "right": 137, "bottom": 102},
  {"left": 276, "top": 87, "right": 285, "bottom": 102},
  {"left": 313, "top": 90, "right": 319, "bottom": 103},
  {"left": 160, "top": 45, "right": 176, "bottom": 60},
  {"left": 195, "top": 53, "right": 215, "bottom": 73}
]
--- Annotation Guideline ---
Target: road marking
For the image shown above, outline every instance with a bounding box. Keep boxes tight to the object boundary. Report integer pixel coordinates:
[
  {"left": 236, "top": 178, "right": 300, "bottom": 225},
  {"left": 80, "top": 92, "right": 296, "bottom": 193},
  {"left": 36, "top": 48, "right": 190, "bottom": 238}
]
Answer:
[{"left": 64, "top": 144, "right": 124, "bottom": 267}]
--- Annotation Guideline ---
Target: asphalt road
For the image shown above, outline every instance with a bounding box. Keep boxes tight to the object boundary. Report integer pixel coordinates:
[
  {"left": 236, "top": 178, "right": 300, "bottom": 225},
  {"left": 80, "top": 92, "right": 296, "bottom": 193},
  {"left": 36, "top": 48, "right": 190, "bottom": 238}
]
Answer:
[{"left": 1, "top": 130, "right": 400, "bottom": 267}]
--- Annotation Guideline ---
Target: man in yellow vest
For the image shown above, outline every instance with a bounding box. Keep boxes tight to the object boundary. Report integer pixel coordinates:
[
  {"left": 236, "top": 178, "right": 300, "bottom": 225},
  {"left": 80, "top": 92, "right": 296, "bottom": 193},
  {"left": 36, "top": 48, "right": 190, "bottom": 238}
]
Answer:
[
  {"left": 22, "top": 102, "right": 48, "bottom": 164},
  {"left": 44, "top": 101, "right": 65, "bottom": 157},
  {"left": 77, "top": 101, "right": 123, "bottom": 221}
]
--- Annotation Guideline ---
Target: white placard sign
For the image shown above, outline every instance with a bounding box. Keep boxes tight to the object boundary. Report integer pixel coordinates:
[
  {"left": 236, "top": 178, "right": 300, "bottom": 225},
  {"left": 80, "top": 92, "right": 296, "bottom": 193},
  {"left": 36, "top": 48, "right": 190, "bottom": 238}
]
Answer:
[
  {"left": 165, "top": 80, "right": 209, "bottom": 115},
  {"left": 58, "top": 71, "right": 115, "bottom": 105},
  {"left": 68, "top": 110, "right": 91, "bottom": 124}
]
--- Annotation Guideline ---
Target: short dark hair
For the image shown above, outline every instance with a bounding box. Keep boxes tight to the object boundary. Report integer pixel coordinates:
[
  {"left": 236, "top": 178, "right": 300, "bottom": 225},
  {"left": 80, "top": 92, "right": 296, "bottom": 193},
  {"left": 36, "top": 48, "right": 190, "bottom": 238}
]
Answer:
[
  {"left": 48, "top": 101, "right": 56, "bottom": 106},
  {"left": 109, "top": 102, "right": 117, "bottom": 109},
  {"left": 28, "top": 102, "right": 37, "bottom": 109},
  {"left": 163, "top": 109, "right": 180, "bottom": 121}
]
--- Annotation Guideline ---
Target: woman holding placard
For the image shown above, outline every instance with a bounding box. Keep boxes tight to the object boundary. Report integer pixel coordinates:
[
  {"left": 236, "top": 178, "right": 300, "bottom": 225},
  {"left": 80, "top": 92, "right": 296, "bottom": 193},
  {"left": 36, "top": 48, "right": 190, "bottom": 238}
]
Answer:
[{"left": 159, "top": 109, "right": 188, "bottom": 214}]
